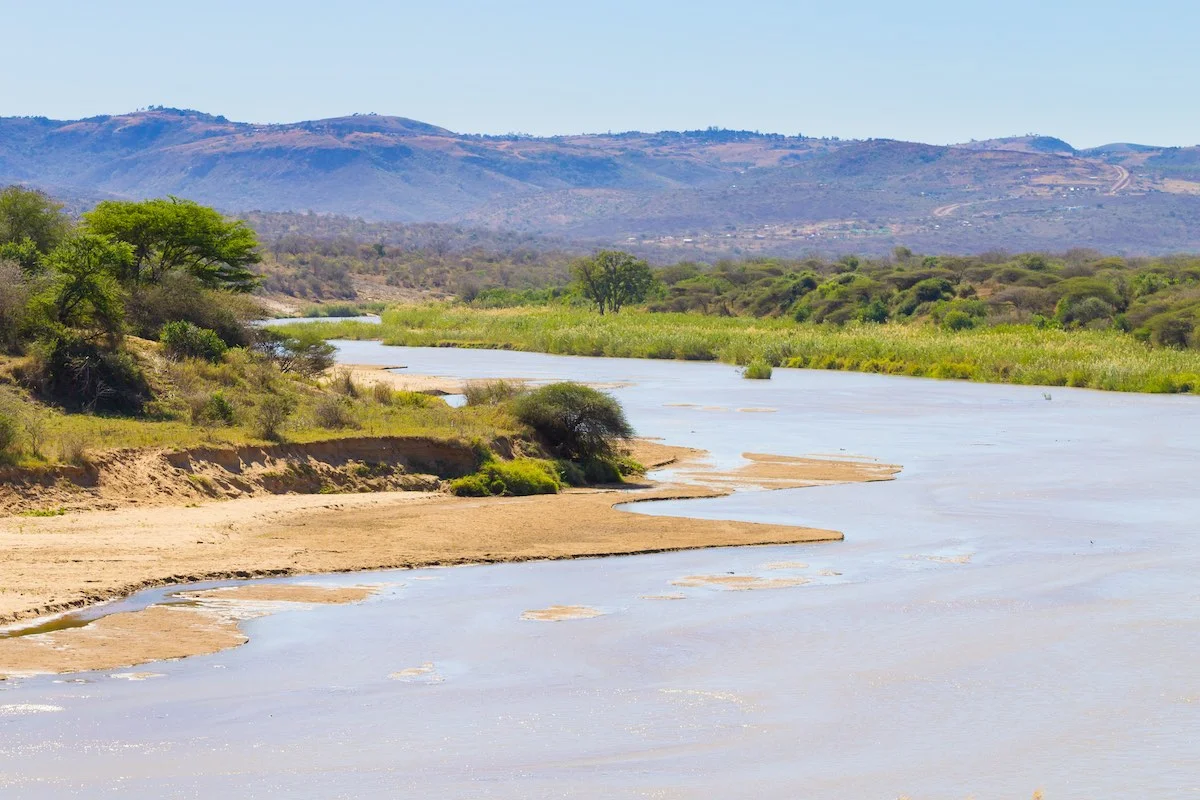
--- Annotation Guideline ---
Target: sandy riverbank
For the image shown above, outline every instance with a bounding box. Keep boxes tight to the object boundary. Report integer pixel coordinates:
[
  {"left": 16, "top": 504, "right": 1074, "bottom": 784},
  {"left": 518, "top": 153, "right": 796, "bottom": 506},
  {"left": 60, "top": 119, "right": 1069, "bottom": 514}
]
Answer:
[{"left": 0, "top": 442, "right": 898, "bottom": 677}]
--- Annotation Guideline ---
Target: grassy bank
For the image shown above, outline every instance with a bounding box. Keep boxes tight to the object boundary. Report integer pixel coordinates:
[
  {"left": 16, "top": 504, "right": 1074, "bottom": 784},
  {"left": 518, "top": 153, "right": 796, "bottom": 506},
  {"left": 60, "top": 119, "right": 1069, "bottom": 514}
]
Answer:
[
  {"left": 274, "top": 305, "right": 1200, "bottom": 394},
  {"left": 0, "top": 346, "right": 519, "bottom": 468}
]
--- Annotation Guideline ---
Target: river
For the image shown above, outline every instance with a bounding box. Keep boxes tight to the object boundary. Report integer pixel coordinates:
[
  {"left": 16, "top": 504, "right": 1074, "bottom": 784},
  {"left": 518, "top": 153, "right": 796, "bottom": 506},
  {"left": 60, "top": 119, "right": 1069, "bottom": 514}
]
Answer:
[{"left": 1, "top": 343, "right": 1197, "bottom": 798}]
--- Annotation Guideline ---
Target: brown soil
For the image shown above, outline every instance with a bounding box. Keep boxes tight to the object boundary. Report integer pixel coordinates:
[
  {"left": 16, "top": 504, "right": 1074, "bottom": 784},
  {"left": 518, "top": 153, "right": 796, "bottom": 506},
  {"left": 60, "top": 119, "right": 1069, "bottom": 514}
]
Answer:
[{"left": 0, "top": 436, "right": 475, "bottom": 515}]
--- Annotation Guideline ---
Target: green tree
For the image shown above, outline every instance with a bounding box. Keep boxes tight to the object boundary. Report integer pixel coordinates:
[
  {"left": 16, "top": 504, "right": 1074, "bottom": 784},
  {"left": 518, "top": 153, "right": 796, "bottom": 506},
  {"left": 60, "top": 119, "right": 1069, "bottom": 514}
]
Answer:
[
  {"left": 84, "top": 197, "right": 261, "bottom": 291},
  {"left": 514, "top": 382, "right": 634, "bottom": 461},
  {"left": 572, "top": 250, "right": 654, "bottom": 314},
  {"left": 0, "top": 186, "right": 72, "bottom": 271},
  {"left": 32, "top": 234, "right": 132, "bottom": 343}
]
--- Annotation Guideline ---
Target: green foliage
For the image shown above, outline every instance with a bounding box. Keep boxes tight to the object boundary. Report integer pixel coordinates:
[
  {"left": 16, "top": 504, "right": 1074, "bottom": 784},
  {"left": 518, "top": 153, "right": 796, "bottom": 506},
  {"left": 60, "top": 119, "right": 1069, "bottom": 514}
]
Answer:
[
  {"left": 84, "top": 197, "right": 261, "bottom": 291},
  {"left": 513, "top": 382, "right": 635, "bottom": 460},
  {"left": 0, "top": 238, "right": 44, "bottom": 274},
  {"left": 941, "top": 309, "right": 977, "bottom": 331},
  {"left": 0, "top": 410, "right": 18, "bottom": 461},
  {"left": 308, "top": 305, "right": 1200, "bottom": 395},
  {"left": 554, "top": 458, "right": 587, "bottom": 487},
  {"left": 33, "top": 234, "right": 132, "bottom": 343},
  {"left": 1144, "top": 313, "right": 1195, "bottom": 348},
  {"left": 253, "top": 393, "right": 297, "bottom": 441},
  {"left": 312, "top": 395, "right": 357, "bottom": 429},
  {"left": 449, "top": 457, "right": 562, "bottom": 496},
  {"left": 573, "top": 250, "right": 655, "bottom": 314},
  {"left": 468, "top": 287, "right": 571, "bottom": 308},
  {"left": 463, "top": 379, "right": 527, "bottom": 406},
  {"left": 297, "top": 301, "right": 387, "bottom": 318},
  {"left": 743, "top": 359, "right": 773, "bottom": 379},
  {"left": 0, "top": 186, "right": 71, "bottom": 262},
  {"left": 127, "top": 272, "right": 257, "bottom": 346},
  {"left": 160, "top": 321, "right": 228, "bottom": 363},
  {"left": 193, "top": 391, "right": 237, "bottom": 427}
]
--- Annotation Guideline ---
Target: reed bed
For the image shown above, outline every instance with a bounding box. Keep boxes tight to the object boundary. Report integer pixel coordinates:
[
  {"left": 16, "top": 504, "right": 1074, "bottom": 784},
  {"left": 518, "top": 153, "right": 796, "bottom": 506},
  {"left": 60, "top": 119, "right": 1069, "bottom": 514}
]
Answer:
[{"left": 273, "top": 306, "right": 1200, "bottom": 395}]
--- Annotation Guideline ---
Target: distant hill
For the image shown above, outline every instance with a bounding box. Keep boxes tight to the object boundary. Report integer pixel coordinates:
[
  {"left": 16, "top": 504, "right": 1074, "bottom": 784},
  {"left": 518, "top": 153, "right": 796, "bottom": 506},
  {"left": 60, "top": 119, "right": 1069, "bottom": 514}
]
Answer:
[{"left": 3, "top": 108, "right": 1200, "bottom": 255}]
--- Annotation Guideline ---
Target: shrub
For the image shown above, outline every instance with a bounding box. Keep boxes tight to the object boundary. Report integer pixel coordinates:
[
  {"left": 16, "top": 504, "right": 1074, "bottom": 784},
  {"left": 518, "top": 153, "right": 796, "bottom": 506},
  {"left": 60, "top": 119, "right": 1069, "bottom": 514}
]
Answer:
[
  {"left": 160, "top": 321, "right": 228, "bottom": 363},
  {"left": 581, "top": 456, "right": 624, "bottom": 484},
  {"left": 942, "top": 310, "right": 977, "bottom": 331},
  {"left": 127, "top": 273, "right": 256, "bottom": 347},
  {"left": 31, "top": 336, "right": 150, "bottom": 414},
  {"left": 554, "top": 458, "right": 587, "bottom": 487},
  {"left": 328, "top": 367, "right": 359, "bottom": 397},
  {"left": 192, "top": 392, "right": 236, "bottom": 427},
  {"left": 253, "top": 328, "right": 336, "bottom": 377},
  {"left": 0, "top": 411, "right": 18, "bottom": 460},
  {"left": 55, "top": 432, "right": 92, "bottom": 466},
  {"left": 743, "top": 359, "right": 773, "bottom": 379},
  {"left": 1145, "top": 314, "right": 1194, "bottom": 348},
  {"left": 463, "top": 379, "right": 526, "bottom": 406},
  {"left": 449, "top": 457, "right": 562, "bottom": 496},
  {"left": 371, "top": 382, "right": 395, "bottom": 405},
  {"left": 253, "top": 393, "right": 297, "bottom": 441},
  {"left": 513, "top": 382, "right": 634, "bottom": 460},
  {"left": 313, "top": 395, "right": 357, "bottom": 429}
]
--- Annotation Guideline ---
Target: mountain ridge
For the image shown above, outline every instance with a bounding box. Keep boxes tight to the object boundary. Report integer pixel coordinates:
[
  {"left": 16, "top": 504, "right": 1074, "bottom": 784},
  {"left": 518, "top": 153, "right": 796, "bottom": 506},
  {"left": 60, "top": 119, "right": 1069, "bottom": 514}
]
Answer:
[{"left": 3, "top": 108, "right": 1200, "bottom": 255}]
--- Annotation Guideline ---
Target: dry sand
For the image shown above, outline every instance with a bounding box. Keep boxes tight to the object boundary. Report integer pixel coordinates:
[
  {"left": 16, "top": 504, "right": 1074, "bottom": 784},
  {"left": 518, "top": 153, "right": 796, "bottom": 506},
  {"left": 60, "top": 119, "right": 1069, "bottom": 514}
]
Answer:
[
  {"left": 331, "top": 364, "right": 466, "bottom": 395},
  {"left": 520, "top": 605, "right": 606, "bottom": 621},
  {"left": 0, "top": 442, "right": 898, "bottom": 676},
  {"left": 669, "top": 575, "right": 810, "bottom": 591},
  {"left": 0, "top": 585, "right": 378, "bottom": 678}
]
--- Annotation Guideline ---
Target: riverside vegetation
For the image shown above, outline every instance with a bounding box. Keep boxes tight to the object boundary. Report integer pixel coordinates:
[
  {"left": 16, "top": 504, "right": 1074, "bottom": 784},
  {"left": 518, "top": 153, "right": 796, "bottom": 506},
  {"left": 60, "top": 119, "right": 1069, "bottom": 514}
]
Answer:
[
  {"left": 278, "top": 246, "right": 1200, "bottom": 394},
  {"left": 0, "top": 187, "right": 641, "bottom": 495},
  {"left": 283, "top": 304, "right": 1200, "bottom": 394}
]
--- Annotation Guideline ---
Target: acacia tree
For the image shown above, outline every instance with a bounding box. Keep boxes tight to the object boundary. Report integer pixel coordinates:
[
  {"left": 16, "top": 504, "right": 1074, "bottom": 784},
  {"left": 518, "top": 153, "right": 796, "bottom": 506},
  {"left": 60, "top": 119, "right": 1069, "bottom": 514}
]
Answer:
[
  {"left": 84, "top": 197, "right": 261, "bottom": 291},
  {"left": 572, "top": 250, "right": 655, "bottom": 314}
]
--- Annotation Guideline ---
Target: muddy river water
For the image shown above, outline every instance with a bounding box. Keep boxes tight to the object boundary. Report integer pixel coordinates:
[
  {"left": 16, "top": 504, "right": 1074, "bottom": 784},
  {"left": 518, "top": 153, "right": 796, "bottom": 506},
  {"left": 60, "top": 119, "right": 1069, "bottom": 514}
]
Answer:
[{"left": 2, "top": 345, "right": 1197, "bottom": 798}]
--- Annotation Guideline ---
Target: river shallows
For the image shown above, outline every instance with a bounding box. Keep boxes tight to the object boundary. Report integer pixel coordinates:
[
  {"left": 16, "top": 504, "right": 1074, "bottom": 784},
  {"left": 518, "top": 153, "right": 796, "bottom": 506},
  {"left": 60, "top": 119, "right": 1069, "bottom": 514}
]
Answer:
[{"left": 2, "top": 345, "right": 1197, "bottom": 798}]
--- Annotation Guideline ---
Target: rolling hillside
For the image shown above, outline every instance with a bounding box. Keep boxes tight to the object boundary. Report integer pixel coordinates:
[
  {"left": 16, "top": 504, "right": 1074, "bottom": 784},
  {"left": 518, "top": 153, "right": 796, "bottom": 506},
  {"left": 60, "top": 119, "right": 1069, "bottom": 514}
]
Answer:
[{"left": 3, "top": 108, "right": 1200, "bottom": 255}]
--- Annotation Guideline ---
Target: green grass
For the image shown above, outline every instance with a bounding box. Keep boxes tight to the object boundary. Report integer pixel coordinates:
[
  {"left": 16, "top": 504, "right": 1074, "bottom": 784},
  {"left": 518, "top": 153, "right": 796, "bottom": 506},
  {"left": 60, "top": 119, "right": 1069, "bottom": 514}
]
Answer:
[
  {"left": 273, "top": 305, "right": 1200, "bottom": 394},
  {"left": 743, "top": 359, "right": 773, "bottom": 379},
  {"left": 0, "top": 345, "right": 523, "bottom": 467},
  {"left": 449, "top": 456, "right": 562, "bottom": 497},
  {"left": 18, "top": 507, "right": 67, "bottom": 517},
  {"left": 296, "top": 301, "right": 387, "bottom": 318}
]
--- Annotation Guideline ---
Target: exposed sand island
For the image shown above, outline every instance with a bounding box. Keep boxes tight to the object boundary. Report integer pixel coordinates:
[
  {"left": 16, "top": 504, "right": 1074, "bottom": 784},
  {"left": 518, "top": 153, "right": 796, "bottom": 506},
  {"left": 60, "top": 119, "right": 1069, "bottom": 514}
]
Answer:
[{"left": 0, "top": 441, "right": 898, "bottom": 677}]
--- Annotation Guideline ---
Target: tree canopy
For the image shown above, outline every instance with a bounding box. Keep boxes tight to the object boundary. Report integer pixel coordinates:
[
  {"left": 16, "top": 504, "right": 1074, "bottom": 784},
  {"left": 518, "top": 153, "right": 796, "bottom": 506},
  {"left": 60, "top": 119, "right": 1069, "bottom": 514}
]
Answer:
[
  {"left": 33, "top": 234, "right": 132, "bottom": 343},
  {"left": 572, "top": 250, "right": 655, "bottom": 314},
  {"left": 0, "top": 186, "right": 71, "bottom": 271},
  {"left": 84, "top": 197, "right": 261, "bottom": 291}
]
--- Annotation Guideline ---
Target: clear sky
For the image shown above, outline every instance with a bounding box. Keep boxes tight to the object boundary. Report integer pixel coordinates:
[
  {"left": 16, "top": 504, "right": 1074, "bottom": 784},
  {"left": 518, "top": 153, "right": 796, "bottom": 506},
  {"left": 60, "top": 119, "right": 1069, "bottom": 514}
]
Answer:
[{"left": 2, "top": 0, "right": 1196, "bottom": 148}]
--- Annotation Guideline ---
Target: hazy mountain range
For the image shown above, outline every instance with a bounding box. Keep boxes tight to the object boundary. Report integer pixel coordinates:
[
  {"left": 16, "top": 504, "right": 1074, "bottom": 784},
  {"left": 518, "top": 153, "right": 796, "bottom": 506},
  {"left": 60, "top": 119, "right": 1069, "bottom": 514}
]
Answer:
[{"left": 3, "top": 107, "right": 1199, "bottom": 256}]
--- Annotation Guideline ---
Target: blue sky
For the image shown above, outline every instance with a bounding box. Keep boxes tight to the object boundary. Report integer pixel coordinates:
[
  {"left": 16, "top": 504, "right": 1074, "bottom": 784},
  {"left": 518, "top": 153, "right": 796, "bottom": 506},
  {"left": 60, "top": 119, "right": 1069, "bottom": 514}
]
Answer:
[{"left": 1, "top": 0, "right": 1195, "bottom": 148}]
